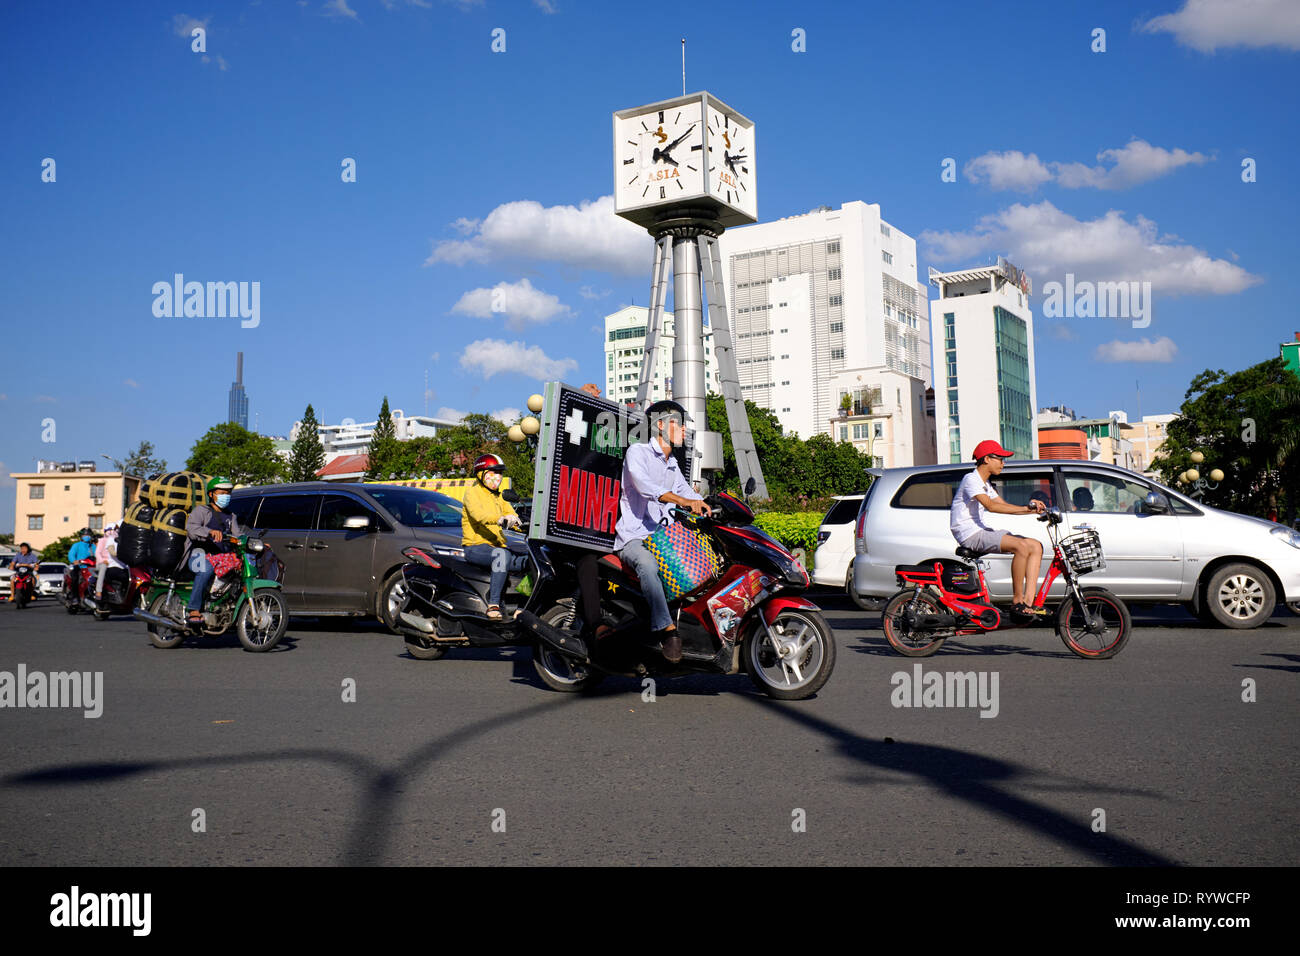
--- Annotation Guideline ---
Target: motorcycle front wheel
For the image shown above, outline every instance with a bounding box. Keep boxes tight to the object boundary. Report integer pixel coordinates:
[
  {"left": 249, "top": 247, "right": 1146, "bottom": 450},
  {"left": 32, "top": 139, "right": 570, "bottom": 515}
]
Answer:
[
  {"left": 880, "top": 590, "right": 949, "bottom": 658},
  {"left": 146, "top": 593, "right": 187, "bottom": 649},
  {"left": 530, "top": 602, "right": 604, "bottom": 693},
  {"left": 236, "top": 589, "right": 288, "bottom": 652},
  {"left": 1055, "top": 587, "right": 1130, "bottom": 659},
  {"left": 745, "top": 608, "right": 836, "bottom": 700}
]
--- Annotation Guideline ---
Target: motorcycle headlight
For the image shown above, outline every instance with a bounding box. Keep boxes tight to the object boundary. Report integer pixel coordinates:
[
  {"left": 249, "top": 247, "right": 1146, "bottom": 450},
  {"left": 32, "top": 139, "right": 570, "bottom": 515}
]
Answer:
[
  {"left": 246, "top": 538, "right": 265, "bottom": 553},
  {"left": 1270, "top": 526, "right": 1300, "bottom": 550}
]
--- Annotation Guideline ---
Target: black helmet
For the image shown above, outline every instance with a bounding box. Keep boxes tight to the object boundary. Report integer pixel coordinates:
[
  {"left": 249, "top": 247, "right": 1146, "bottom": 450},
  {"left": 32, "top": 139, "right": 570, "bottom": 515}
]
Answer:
[{"left": 645, "top": 399, "right": 692, "bottom": 425}]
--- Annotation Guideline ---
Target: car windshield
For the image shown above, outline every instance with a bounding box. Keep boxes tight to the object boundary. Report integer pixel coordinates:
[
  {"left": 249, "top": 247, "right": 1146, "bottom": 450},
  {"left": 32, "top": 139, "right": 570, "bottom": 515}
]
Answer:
[
  {"left": 39, "top": 564, "right": 65, "bottom": 574},
  {"left": 365, "top": 487, "right": 463, "bottom": 528}
]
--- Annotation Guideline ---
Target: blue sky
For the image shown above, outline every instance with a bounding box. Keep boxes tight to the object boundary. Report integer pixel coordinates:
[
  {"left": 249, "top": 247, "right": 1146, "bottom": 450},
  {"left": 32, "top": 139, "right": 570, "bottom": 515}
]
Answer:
[{"left": 2, "top": 0, "right": 1298, "bottom": 531}]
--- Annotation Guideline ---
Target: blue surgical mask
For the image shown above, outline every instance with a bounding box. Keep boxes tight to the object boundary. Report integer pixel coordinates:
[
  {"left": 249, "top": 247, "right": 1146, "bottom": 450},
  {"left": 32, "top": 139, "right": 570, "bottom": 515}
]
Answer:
[
  {"left": 82, "top": 536, "right": 92, "bottom": 543},
  {"left": 215, "top": 494, "right": 231, "bottom": 509}
]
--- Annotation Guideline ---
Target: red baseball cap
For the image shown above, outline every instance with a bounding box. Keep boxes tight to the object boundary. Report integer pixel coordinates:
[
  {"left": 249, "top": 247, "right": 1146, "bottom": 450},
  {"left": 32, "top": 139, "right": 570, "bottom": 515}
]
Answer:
[{"left": 972, "top": 440, "right": 1013, "bottom": 460}]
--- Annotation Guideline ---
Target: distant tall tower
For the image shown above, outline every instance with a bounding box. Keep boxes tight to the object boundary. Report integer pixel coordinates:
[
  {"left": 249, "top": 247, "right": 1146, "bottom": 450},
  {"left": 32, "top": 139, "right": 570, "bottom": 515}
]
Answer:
[{"left": 227, "top": 352, "right": 249, "bottom": 429}]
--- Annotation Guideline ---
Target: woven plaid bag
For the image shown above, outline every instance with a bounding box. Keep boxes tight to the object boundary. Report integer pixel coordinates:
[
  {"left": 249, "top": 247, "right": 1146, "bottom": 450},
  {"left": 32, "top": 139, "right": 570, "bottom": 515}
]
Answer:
[{"left": 645, "top": 520, "right": 722, "bottom": 601}]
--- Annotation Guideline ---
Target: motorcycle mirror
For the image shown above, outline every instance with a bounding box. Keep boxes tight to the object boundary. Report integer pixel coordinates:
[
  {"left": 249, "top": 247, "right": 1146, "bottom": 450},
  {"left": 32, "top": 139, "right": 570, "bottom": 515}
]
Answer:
[
  {"left": 744, "top": 477, "right": 757, "bottom": 496},
  {"left": 502, "top": 490, "right": 521, "bottom": 503}
]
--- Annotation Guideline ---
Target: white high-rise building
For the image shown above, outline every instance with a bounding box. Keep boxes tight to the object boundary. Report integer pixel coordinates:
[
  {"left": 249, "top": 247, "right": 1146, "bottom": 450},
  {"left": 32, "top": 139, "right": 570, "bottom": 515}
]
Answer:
[
  {"left": 717, "top": 201, "right": 934, "bottom": 464},
  {"left": 603, "top": 306, "right": 716, "bottom": 405},
  {"left": 929, "top": 261, "right": 1038, "bottom": 463}
]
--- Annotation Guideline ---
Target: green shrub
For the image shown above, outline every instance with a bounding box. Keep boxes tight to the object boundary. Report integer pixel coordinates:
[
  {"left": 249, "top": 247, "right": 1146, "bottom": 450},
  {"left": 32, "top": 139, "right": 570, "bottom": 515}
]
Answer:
[{"left": 752, "top": 512, "right": 823, "bottom": 559}]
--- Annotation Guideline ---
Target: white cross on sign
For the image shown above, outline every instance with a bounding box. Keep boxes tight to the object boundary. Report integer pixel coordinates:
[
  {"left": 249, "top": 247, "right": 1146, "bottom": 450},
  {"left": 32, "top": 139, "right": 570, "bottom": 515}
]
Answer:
[{"left": 564, "top": 407, "right": 589, "bottom": 446}]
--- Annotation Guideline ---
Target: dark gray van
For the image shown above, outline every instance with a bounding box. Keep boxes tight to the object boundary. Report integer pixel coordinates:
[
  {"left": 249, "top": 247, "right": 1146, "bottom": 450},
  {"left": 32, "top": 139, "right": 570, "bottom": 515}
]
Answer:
[{"left": 228, "top": 482, "right": 486, "bottom": 631}]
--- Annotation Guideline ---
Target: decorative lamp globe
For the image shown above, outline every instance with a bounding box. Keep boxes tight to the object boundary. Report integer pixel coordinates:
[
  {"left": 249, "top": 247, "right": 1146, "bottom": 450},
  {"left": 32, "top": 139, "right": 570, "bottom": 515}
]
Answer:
[
  {"left": 526, "top": 394, "right": 544, "bottom": 414},
  {"left": 507, "top": 425, "right": 525, "bottom": 443},
  {"left": 521, "top": 416, "right": 540, "bottom": 436},
  {"left": 1209, "top": 468, "right": 1224, "bottom": 483},
  {"left": 1186, "top": 468, "right": 1200, "bottom": 483},
  {"left": 1190, "top": 451, "right": 1205, "bottom": 464}
]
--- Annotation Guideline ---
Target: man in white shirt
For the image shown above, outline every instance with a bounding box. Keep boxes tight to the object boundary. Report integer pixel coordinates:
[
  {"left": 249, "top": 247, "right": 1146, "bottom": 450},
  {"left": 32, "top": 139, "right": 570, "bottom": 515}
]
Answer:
[{"left": 950, "top": 440, "right": 1048, "bottom": 618}]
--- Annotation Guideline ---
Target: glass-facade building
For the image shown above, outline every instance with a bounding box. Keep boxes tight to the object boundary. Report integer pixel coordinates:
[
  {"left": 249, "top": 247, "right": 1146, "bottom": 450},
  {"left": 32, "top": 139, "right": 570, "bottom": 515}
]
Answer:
[{"left": 993, "top": 306, "right": 1032, "bottom": 458}]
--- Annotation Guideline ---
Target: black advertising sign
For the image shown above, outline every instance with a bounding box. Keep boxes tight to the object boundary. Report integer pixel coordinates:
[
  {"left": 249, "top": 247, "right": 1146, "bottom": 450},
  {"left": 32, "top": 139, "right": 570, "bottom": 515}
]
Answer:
[{"left": 529, "top": 383, "right": 694, "bottom": 551}]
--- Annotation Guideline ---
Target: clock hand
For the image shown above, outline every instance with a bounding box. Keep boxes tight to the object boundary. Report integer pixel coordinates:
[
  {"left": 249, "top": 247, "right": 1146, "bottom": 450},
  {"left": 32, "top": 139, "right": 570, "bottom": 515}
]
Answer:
[
  {"left": 652, "top": 148, "right": 679, "bottom": 167},
  {"left": 662, "top": 124, "right": 696, "bottom": 155}
]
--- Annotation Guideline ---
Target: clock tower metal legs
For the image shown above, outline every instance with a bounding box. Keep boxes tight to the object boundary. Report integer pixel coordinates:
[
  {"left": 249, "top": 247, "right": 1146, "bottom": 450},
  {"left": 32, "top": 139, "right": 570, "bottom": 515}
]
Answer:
[
  {"left": 634, "top": 234, "right": 673, "bottom": 409},
  {"left": 698, "top": 234, "right": 768, "bottom": 500},
  {"left": 632, "top": 222, "right": 768, "bottom": 500}
]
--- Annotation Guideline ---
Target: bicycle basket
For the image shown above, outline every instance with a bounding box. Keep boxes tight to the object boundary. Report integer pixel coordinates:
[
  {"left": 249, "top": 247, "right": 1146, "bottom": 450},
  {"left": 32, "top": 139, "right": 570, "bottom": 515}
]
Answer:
[{"left": 1060, "top": 530, "right": 1105, "bottom": 574}]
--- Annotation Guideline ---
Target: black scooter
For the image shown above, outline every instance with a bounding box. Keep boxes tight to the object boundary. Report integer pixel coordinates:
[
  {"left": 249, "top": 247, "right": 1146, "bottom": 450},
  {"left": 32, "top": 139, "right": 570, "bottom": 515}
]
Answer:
[{"left": 394, "top": 492, "right": 534, "bottom": 660}]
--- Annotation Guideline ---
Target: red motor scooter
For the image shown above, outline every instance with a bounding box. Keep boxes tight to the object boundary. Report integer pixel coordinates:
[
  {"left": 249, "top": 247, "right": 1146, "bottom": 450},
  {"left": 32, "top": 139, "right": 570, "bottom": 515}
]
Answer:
[
  {"left": 85, "top": 566, "right": 153, "bottom": 620},
  {"left": 10, "top": 564, "right": 37, "bottom": 609},
  {"left": 62, "top": 558, "right": 98, "bottom": 614}
]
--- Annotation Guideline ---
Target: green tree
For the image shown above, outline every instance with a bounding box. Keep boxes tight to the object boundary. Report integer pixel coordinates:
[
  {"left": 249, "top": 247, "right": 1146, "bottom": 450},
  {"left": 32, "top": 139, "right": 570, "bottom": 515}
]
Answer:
[
  {"left": 288, "top": 404, "right": 326, "bottom": 482},
  {"left": 704, "top": 393, "right": 791, "bottom": 498},
  {"left": 0, "top": 533, "right": 13, "bottom": 546},
  {"left": 365, "top": 397, "right": 399, "bottom": 480},
  {"left": 111, "top": 440, "right": 168, "bottom": 478},
  {"left": 1155, "top": 357, "right": 1300, "bottom": 519},
  {"left": 186, "top": 423, "right": 287, "bottom": 486}
]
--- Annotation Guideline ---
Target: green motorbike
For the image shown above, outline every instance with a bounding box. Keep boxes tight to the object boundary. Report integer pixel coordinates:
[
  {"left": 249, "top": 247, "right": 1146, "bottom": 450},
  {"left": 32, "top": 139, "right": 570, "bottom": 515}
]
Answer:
[{"left": 134, "top": 533, "right": 288, "bottom": 652}]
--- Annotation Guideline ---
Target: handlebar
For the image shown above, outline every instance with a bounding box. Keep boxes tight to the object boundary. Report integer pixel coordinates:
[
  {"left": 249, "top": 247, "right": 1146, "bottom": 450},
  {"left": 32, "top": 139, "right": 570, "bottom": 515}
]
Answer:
[
  {"left": 1036, "top": 508, "right": 1063, "bottom": 525},
  {"left": 670, "top": 504, "right": 715, "bottom": 521}
]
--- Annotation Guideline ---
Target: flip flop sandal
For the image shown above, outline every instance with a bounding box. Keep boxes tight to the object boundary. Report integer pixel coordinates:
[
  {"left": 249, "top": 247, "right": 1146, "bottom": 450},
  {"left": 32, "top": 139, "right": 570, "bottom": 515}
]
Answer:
[{"left": 486, "top": 606, "right": 503, "bottom": 621}]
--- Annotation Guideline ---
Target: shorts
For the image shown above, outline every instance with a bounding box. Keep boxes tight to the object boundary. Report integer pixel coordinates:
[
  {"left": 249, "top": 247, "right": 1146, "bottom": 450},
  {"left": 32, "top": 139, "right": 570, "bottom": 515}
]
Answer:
[{"left": 959, "top": 529, "right": 1011, "bottom": 555}]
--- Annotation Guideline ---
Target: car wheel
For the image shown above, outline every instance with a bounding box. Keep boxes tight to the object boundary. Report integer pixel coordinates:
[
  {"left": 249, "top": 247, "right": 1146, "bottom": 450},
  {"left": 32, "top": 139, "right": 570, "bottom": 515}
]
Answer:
[
  {"left": 847, "top": 567, "right": 878, "bottom": 611},
  {"left": 1205, "top": 563, "right": 1275, "bottom": 629},
  {"left": 377, "top": 570, "right": 407, "bottom": 634}
]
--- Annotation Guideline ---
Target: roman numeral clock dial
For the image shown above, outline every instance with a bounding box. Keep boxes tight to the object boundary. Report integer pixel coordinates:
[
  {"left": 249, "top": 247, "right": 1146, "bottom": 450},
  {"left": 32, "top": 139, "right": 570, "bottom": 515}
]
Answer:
[{"left": 613, "top": 92, "right": 756, "bottom": 230}]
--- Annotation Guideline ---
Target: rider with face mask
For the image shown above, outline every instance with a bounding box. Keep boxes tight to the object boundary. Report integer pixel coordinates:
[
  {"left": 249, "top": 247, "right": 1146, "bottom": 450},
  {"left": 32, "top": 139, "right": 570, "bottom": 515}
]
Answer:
[
  {"left": 67, "top": 531, "right": 97, "bottom": 601},
  {"left": 183, "top": 476, "right": 242, "bottom": 625},
  {"left": 461, "top": 454, "right": 526, "bottom": 621}
]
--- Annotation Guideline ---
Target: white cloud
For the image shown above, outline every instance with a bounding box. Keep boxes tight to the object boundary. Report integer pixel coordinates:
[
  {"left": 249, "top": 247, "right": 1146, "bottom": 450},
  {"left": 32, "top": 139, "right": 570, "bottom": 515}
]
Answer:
[
  {"left": 1094, "top": 337, "right": 1179, "bottom": 363},
  {"left": 964, "top": 151, "right": 1054, "bottom": 192},
  {"left": 491, "top": 407, "right": 522, "bottom": 425},
  {"left": 533, "top": 0, "right": 558, "bottom": 12},
  {"left": 200, "top": 54, "right": 229, "bottom": 71},
  {"left": 578, "top": 285, "right": 610, "bottom": 300},
  {"left": 171, "top": 14, "right": 209, "bottom": 38},
  {"left": 450, "top": 277, "right": 573, "bottom": 329},
  {"left": 459, "top": 338, "right": 578, "bottom": 381},
  {"left": 435, "top": 407, "right": 467, "bottom": 423},
  {"left": 921, "top": 200, "right": 1261, "bottom": 297},
  {"left": 427, "top": 195, "right": 652, "bottom": 276},
  {"left": 1140, "top": 0, "right": 1300, "bottom": 53},
  {"left": 1041, "top": 323, "right": 1079, "bottom": 343},
  {"left": 1053, "top": 140, "right": 1210, "bottom": 190},
  {"left": 964, "top": 140, "right": 1209, "bottom": 192},
  {"left": 323, "top": 0, "right": 358, "bottom": 19},
  {"left": 124, "top": 379, "right": 140, "bottom": 388}
]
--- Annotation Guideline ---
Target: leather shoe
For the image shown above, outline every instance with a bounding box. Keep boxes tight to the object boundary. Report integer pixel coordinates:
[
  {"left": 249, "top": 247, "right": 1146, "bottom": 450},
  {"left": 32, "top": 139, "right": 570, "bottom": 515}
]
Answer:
[{"left": 658, "top": 628, "right": 682, "bottom": 663}]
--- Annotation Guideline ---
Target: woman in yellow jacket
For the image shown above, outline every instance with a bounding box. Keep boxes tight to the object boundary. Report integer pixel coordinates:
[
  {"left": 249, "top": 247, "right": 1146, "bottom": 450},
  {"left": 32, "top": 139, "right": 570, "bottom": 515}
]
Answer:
[{"left": 462, "top": 454, "right": 526, "bottom": 620}]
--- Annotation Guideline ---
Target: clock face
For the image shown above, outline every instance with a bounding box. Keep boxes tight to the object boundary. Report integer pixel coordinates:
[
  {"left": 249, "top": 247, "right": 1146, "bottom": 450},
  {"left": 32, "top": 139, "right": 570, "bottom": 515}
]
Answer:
[
  {"left": 615, "top": 104, "right": 705, "bottom": 213},
  {"left": 704, "top": 103, "right": 756, "bottom": 222}
]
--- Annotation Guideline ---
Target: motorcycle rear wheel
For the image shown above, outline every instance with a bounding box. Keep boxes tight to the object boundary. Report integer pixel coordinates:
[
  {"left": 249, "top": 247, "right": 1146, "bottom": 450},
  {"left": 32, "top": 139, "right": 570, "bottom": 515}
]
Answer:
[
  {"left": 881, "top": 590, "right": 949, "bottom": 658},
  {"left": 237, "top": 590, "right": 288, "bottom": 652},
  {"left": 146, "top": 593, "right": 187, "bottom": 649},
  {"left": 531, "top": 603, "right": 604, "bottom": 693},
  {"left": 745, "top": 608, "right": 836, "bottom": 700}
]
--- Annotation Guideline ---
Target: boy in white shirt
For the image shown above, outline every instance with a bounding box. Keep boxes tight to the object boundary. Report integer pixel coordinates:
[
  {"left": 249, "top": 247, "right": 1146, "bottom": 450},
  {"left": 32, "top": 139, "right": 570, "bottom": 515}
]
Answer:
[{"left": 950, "top": 440, "right": 1048, "bottom": 619}]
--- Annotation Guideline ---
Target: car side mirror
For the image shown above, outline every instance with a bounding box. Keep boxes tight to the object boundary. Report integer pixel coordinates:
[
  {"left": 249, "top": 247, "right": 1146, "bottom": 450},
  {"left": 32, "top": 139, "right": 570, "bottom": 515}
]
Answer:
[
  {"left": 343, "top": 515, "right": 371, "bottom": 531},
  {"left": 1141, "top": 491, "right": 1170, "bottom": 515}
]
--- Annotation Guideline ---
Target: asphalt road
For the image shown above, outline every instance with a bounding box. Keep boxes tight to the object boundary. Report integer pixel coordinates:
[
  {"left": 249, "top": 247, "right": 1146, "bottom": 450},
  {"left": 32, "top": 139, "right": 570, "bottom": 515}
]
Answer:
[{"left": 1, "top": 592, "right": 1296, "bottom": 866}]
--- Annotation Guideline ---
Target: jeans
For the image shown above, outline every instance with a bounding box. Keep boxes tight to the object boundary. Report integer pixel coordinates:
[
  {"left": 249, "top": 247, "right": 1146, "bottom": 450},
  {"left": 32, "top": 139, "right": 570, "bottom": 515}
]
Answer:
[
  {"left": 464, "top": 544, "right": 526, "bottom": 608},
  {"left": 619, "top": 537, "right": 672, "bottom": 632},
  {"left": 186, "top": 550, "right": 213, "bottom": 611}
]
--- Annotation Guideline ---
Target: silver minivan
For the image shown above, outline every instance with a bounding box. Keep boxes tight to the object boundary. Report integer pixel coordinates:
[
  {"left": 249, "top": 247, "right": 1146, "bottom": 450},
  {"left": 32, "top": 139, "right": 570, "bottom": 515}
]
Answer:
[{"left": 852, "top": 460, "right": 1300, "bottom": 628}]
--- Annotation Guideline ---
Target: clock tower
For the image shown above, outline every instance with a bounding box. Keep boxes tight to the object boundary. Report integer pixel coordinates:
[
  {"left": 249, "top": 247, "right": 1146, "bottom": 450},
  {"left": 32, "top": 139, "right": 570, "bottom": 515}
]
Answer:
[{"left": 612, "top": 91, "right": 767, "bottom": 497}]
